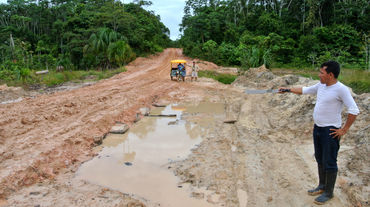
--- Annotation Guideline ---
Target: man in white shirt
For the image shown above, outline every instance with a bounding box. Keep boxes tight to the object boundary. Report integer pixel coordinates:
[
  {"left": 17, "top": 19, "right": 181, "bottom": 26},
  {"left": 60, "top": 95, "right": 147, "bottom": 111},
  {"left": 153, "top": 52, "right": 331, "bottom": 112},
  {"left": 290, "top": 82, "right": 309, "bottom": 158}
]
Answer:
[
  {"left": 279, "top": 61, "right": 359, "bottom": 205},
  {"left": 191, "top": 61, "right": 199, "bottom": 81}
]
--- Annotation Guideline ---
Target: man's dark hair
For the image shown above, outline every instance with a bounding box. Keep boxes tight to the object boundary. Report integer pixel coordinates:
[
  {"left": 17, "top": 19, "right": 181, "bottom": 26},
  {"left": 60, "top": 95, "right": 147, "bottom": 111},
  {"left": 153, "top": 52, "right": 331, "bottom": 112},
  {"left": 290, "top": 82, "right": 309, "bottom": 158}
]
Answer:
[{"left": 321, "top": 61, "right": 340, "bottom": 78}]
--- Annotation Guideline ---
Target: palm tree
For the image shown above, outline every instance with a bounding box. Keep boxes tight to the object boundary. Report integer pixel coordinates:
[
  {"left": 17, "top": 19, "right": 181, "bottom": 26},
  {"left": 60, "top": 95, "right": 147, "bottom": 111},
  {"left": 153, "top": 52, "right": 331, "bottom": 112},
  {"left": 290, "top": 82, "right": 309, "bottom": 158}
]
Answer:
[
  {"left": 107, "top": 40, "right": 135, "bottom": 66},
  {"left": 83, "top": 28, "right": 122, "bottom": 69}
]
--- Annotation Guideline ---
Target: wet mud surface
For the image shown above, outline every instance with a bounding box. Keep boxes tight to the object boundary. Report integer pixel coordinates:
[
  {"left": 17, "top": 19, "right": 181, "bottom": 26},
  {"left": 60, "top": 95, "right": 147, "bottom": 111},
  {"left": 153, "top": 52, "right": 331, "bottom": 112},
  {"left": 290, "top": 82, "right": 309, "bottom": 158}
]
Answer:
[
  {"left": 76, "top": 103, "right": 223, "bottom": 207},
  {"left": 0, "top": 49, "right": 368, "bottom": 207}
]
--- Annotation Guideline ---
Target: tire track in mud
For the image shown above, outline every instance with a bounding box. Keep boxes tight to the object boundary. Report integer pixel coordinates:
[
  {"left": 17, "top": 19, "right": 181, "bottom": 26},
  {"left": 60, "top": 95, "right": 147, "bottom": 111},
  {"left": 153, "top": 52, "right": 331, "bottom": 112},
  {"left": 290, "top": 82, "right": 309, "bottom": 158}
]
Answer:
[
  {"left": 0, "top": 48, "right": 190, "bottom": 199},
  {"left": 1, "top": 48, "right": 360, "bottom": 206}
]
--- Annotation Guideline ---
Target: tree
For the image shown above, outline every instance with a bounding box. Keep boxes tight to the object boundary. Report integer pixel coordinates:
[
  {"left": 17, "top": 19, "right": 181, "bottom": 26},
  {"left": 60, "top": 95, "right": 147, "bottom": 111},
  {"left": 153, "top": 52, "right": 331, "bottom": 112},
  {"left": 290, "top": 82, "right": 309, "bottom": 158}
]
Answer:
[
  {"left": 0, "top": 0, "right": 170, "bottom": 71},
  {"left": 180, "top": 0, "right": 368, "bottom": 67},
  {"left": 108, "top": 40, "right": 135, "bottom": 66}
]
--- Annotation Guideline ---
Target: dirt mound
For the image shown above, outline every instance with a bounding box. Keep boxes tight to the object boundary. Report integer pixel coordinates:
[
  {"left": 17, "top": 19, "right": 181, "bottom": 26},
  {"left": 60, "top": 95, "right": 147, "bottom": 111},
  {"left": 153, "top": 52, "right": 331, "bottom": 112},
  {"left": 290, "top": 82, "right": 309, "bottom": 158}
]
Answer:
[
  {"left": 230, "top": 67, "right": 369, "bottom": 206},
  {"left": 246, "top": 64, "right": 270, "bottom": 73},
  {"left": 232, "top": 65, "right": 307, "bottom": 89},
  {"left": 193, "top": 59, "right": 219, "bottom": 71},
  {"left": 339, "top": 93, "right": 370, "bottom": 205}
]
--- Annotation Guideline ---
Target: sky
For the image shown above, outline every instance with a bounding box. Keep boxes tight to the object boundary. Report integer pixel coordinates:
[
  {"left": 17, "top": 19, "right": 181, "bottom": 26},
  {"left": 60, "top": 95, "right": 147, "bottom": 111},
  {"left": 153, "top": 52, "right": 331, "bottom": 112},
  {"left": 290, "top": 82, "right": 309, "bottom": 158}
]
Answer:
[
  {"left": 0, "top": 0, "right": 186, "bottom": 40},
  {"left": 129, "top": 0, "right": 186, "bottom": 40}
]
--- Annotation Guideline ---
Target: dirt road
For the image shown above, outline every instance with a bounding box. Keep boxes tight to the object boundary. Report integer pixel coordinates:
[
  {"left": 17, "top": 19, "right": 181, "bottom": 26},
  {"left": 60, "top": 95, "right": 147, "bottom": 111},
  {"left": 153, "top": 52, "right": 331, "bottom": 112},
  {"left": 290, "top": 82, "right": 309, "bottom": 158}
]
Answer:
[{"left": 0, "top": 48, "right": 368, "bottom": 206}]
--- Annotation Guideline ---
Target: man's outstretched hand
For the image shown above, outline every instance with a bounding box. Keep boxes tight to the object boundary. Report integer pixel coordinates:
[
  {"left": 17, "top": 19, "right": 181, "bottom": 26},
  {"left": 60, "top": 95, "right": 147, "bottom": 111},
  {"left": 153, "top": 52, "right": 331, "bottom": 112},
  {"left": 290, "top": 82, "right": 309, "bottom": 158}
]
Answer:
[{"left": 279, "top": 87, "right": 302, "bottom": 95}]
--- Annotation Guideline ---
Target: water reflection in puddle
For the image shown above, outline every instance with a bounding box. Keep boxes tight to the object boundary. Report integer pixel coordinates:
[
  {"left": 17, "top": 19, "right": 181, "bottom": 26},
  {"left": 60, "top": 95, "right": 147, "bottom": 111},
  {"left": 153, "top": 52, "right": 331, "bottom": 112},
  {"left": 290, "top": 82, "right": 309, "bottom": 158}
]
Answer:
[{"left": 75, "top": 103, "right": 224, "bottom": 207}]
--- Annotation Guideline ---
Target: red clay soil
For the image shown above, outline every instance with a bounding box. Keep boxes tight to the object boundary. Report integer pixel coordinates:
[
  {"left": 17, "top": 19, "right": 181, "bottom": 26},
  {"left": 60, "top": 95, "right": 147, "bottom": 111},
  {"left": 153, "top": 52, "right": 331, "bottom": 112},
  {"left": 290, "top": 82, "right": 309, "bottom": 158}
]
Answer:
[{"left": 0, "top": 48, "right": 198, "bottom": 199}]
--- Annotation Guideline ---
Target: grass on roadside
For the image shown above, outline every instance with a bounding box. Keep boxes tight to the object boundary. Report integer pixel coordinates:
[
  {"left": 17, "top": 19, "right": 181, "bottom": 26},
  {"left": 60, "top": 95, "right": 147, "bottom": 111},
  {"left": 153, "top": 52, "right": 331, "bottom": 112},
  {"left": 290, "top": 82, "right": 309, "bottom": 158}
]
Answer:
[
  {"left": 339, "top": 69, "right": 370, "bottom": 94},
  {"left": 271, "top": 68, "right": 369, "bottom": 94},
  {"left": 2, "top": 67, "right": 127, "bottom": 88},
  {"left": 198, "top": 70, "right": 237, "bottom": 84}
]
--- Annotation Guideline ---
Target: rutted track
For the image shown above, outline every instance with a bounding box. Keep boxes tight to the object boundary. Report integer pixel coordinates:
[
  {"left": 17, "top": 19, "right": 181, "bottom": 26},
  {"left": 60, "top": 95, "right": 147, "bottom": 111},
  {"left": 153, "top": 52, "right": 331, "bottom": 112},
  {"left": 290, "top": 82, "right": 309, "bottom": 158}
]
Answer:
[
  {"left": 0, "top": 49, "right": 367, "bottom": 206},
  {"left": 0, "top": 48, "right": 191, "bottom": 200}
]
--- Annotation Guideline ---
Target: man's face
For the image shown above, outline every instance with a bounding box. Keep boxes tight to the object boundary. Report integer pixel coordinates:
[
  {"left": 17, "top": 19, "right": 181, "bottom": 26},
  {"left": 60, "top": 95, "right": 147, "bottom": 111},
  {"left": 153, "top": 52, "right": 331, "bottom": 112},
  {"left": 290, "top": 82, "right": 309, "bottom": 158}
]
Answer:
[{"left": 319, "top": 67, "right": 331, "bottom": 84}]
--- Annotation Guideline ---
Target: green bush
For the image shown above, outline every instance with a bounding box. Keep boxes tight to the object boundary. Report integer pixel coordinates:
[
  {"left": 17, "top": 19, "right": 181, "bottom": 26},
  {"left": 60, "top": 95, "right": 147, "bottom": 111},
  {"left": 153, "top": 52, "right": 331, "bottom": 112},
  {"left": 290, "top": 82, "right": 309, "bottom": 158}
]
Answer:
[
  {"left": 217, "top": 74, "right": 237, "bottom": 84},
  {"left": 63, "top": 71, "right": 82, "bottom": 81},
  {"left": 198, "top": 70, "right": 237, "bottom": 84},
  {"left": 0, "top": 61, "right": 32, "bottom": 82},
  {"left": 339, "top": 68, "right": 370, "bottom": 94},
  {"left": 45, "top": 72, "right": 65, "bottom": 86},
  {"left": 19, "top": 68, "right": 31, "bottom": 82},
  {"left": 218, "top": 42, "right": 238, "bottom": 65},
  {"left": 241, "top": 46, "right": 272, "bottom": 69},
  {"left": 0, "top": 69, "right": 17, "bottom": 81},
  {"left": 347, "top": 81, "right": 369, "bottom": 94},
  {"left": 202, "top": 40, "right": 218, "bottom": 62},
  {"left": 191, "top": 45, "right": 203, "bottom": 58},
  {"left": 318, "top": 51, "right": 334, "bottom": 64}
]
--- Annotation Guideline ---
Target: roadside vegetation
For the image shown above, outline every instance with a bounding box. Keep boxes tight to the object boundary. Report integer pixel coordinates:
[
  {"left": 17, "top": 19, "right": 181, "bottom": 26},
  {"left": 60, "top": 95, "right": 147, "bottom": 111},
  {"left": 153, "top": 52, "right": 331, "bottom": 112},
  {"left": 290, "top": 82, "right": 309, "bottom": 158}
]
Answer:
[
  {"left": 0, "top": 0, "right": 170, "bottom": 87},
  {"left": 0, "top": 67, "right": 126, "bottom": 88},
  {"left": 1, "top": 0, "right": 368, "bottom": 93},
  {"left": 179, "top": 1, "right": 369, "bottom": 69},
  {"left": 198, "top": 70, "right": 237, "bottom": 84},
  {"left": 178, "top": 0, "right": 369, "bottom": 92}
]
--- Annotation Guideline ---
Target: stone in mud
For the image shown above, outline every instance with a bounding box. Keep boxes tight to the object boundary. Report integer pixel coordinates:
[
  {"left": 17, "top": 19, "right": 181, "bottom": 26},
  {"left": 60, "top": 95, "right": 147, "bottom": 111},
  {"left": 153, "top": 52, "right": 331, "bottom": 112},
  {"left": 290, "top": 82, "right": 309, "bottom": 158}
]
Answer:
[
  {"left": 168, "top": 120, "right": 178, "bottom": 125},
  {"left": 139, "top": 107, "right": 150, "bottom": 116},
  {"left": 127, "top": 201, "right": 145, "bottom": 207},
  {"left": 93, "top": 136, "right": 103, "bottom": 145},
  {"left": 152, "top": 103, "right": 166, "bottom": 107},
  {"left": 124, "top": 162, "right": 132, "bottom": 166},
  {"left": 223, "top": 119, "right": 237, "bottom": 124},
  {"left": 110, "top": 123, "right": 129, "bottom": 134}
]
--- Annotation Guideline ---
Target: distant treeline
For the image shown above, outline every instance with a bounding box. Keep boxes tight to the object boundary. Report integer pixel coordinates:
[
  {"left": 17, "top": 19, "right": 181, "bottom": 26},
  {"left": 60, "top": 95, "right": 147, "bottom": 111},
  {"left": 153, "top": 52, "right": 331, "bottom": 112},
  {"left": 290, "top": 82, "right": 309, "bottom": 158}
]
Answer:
[
  {"left": 178, "top": 0, "right": 370, "bottom": 69},
  {"left": 0, "top": 0, "right": 171, "bottom": 82}
]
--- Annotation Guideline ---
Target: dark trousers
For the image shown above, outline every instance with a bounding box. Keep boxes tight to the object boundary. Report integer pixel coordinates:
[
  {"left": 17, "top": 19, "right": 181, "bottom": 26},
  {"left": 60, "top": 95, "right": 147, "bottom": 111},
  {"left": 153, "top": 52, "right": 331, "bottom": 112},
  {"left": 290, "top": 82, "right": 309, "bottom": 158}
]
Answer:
[{"left": 313, "top": 124, "right": 340, "bottom": 172}]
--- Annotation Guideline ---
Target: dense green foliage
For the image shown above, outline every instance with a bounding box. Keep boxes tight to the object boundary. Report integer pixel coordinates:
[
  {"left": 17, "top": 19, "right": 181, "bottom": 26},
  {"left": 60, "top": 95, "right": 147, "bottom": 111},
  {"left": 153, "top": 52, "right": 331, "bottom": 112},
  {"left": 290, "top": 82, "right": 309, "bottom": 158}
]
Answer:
[
  {"left": 0, "top": 0, "right": 170, "bottom": 83},
  {"left": 198, "top": 70, "right": 237, "bottom": 84},
  {"left": 179, "top": 0, "right": 370, "bottom": 70}
]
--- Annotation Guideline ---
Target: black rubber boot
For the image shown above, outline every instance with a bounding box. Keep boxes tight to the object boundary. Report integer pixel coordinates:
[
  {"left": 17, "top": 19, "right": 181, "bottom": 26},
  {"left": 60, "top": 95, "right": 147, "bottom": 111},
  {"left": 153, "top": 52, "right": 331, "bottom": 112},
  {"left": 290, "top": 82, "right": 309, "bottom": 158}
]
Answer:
[
  {"left": 314, "top": 171, "right": 337, "bottom": 205},
  {"left": 308, "top": 164, "right": 325, "bottom": 196}
]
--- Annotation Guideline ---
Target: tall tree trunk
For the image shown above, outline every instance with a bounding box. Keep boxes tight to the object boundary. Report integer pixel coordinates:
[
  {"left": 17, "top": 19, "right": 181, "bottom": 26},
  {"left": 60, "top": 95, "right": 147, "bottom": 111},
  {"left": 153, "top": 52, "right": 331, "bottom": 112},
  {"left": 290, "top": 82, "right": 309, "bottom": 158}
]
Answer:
[
  {"left": 319, "top": 4, "right": 323, "bottom": 27},
  {"left": 365, "top": 34, "right": 370, "bottom": 71},
  {"left": 10, "top": 34, "right": 15, "bottom": 59},
  {"left": 302, "top": 0, "right": 306, "bottom": 32}
]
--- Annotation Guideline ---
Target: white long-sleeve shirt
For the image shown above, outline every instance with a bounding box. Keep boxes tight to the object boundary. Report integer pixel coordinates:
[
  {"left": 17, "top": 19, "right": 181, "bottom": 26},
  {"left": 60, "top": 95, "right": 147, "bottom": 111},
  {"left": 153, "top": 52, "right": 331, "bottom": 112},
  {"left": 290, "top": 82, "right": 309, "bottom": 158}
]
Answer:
[{"left": 303, "top": 82, "right": 360, "bottom": 128}]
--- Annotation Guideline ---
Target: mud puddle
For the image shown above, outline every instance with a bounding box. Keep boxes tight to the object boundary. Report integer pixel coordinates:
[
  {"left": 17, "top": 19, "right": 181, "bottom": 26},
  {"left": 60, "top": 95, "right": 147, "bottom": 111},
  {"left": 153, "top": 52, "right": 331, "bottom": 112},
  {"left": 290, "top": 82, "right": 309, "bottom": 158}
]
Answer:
[{"left": 75, "top": 103, "right": 225, "bottom": 207}]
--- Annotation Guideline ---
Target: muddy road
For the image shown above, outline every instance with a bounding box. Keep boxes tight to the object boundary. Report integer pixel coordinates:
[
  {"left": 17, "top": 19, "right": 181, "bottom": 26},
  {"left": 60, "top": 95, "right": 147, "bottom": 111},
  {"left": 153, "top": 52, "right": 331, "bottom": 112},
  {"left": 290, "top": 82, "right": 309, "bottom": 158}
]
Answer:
[{"left": 0, "top": 48, "right": 368, "bottom": 206}]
